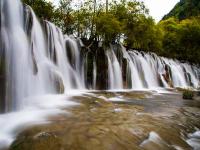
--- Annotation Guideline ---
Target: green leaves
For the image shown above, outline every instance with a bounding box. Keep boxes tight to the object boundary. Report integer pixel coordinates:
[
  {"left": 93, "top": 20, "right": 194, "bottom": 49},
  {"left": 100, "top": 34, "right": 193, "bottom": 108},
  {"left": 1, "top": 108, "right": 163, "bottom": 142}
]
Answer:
[
  {"left": 159, "top": 17, "right": 200, "bottom": 64},
  {"left": 22, "top": 0, "right": 55, "bottom": 21},
  {"left": 96, "top": 13, "right": 122, "bottom": 43}
]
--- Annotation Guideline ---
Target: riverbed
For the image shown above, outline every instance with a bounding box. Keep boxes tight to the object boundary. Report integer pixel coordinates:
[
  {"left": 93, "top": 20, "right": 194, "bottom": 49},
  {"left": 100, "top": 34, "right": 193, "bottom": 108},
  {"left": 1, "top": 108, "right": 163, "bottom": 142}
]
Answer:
[{"left": 5, "top": 89, "right": 200, "bottom": 150}]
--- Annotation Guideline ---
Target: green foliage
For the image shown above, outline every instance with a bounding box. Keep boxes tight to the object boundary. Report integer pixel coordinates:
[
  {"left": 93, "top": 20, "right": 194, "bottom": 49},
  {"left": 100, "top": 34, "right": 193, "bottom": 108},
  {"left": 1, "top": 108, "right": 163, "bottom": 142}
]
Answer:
[
  {"left": 182, "top": 89, "right": 194, "bottom": 99},
  {"left": 96, "top": 13, "right": 122, "bottom": 43},
  {"left": 178, "top": 18, "right": 200, "bottom": 63},
  {"left": 22, "top": 0, "right": 161, "bottom": 49},
  {"left": 53, "top": 0, "right": 74, "bottom": 34},
  {"left": 159, "top": 17, "right": 200, "bottom": 64},
  {"left": 124, "top": 15, "right": 163, "bottom": 52},
  {"left": 53, "top": 0, "right": 147, "bottom": 42},
  {"left": 22, "top": 0, "right": 55, "bottom": 21}
]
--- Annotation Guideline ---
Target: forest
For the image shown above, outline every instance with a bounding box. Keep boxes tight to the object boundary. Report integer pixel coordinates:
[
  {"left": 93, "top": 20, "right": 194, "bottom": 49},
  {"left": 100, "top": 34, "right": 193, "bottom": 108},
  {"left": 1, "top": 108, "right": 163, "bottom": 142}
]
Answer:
[{"left": 22, "top": 0, "right": 200, "bottom": 64}]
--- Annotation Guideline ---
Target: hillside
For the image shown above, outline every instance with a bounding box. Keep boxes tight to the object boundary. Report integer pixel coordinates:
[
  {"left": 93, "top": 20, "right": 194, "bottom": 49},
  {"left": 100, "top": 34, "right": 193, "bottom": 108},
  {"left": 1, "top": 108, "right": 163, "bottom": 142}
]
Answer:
[{"left": 163, "top": 0, "right": 200, "bottom": 20}]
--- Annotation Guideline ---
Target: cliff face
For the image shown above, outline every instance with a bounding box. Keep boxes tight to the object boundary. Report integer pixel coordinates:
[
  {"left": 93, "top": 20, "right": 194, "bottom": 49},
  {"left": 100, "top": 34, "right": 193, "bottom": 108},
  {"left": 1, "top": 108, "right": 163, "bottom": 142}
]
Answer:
[{"left": 162, "top": 0, "right": 200, "bottom": 20}]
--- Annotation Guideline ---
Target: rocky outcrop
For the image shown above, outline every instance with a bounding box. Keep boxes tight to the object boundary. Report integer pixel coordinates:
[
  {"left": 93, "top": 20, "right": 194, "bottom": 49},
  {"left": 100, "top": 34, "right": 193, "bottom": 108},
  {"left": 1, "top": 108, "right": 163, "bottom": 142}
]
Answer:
[
  {"left": 162, "top": 64, "right": 173, "bottom": 87},
  {"left": 95, "top": 47, "right": 108, "bottom": 90}
]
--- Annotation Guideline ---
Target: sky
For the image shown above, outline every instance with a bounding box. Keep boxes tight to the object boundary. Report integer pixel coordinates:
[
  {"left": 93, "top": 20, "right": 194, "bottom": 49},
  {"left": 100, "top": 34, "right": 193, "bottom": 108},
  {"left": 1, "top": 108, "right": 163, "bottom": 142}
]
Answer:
[
  {"left": 140, "top": 0, "right": 179, "bottom": 22},
  {"left": 47, "top": 0, "right": 180, "bottom": 22}
]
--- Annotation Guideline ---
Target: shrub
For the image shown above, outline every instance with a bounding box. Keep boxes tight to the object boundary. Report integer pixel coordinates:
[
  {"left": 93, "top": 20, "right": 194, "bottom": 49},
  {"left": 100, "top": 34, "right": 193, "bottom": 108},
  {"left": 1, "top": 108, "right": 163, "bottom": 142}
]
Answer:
[{"left": 182, "top": 89, "right": 194, "bottom": 100}]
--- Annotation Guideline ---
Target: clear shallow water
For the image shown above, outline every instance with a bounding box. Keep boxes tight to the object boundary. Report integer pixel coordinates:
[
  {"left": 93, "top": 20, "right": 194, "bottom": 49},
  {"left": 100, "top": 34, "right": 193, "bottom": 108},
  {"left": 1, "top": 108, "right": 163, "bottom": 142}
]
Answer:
[{"left": 0, "top": 90, "right": 198, "bottom": 150}]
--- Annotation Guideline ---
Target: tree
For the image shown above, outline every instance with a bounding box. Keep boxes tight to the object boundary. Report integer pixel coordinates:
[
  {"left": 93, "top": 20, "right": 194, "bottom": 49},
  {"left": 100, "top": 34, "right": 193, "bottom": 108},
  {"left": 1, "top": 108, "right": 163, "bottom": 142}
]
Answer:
[
  {"left": 96, "top": 13, "right": 122, "bottom": 43},
  {"left": 159, "top": 18, "right": 181, "bottom": 58},
  {"left": 54, "top": 0, "right": 74, "bottom": 34},
  {"left": 159, "top": 17, "right": 200, "bottom": 64},
  {"left": 22, "top": 0, "right": 55, "bottom": 21},
  {"left": 178, "top": 18, "right": 200, "bottom": 63}
]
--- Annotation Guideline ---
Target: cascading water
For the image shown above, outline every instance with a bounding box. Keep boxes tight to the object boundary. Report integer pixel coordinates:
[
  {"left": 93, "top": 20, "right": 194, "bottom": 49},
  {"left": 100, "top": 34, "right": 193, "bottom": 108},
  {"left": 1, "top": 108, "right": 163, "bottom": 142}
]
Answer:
[
  {"left": 129, "top": 51, "right": 160, "bottom": 88},
  {"left": 1, "top": 0, "right": 85, "bottom": 112},
  {"left": 123, "top": 48, "right": 200, "bottom": 89},
  {"left": 121, "top": 46, "right": 144, "bottom": 89},
  {"left": 45, "top": 22, "right": 85, "bottom": 90},
  {"left": 93, "top": 57, "right": 97, "bottom": 89},
  {"left": 1, "top": 0, "right": 199, "bottom": 106},
  {"left": 1, "top": 0, "right": 48, "bottom": 111},
  {"left": 0, "top": 0, "right": 200, "bottom": 148},
  {"left": 106, "top": 48, "right": 123, "bottom": 89},
  {"left": 64, "top": 35, "right": 85, "bottom": 88}
]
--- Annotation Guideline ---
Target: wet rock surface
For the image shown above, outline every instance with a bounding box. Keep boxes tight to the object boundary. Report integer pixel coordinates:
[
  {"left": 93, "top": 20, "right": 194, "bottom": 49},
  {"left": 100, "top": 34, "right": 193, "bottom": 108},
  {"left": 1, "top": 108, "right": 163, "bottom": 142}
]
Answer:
[{"left": 10, "top": 90, "right": 200, "bottom": 150}]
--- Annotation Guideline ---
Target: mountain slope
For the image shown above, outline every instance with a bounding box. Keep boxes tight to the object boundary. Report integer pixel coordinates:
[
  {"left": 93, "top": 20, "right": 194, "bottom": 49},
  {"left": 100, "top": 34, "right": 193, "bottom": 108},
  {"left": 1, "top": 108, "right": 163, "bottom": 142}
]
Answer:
[{"left": 162, "top": 0, "right": 200, "bottom": 20}]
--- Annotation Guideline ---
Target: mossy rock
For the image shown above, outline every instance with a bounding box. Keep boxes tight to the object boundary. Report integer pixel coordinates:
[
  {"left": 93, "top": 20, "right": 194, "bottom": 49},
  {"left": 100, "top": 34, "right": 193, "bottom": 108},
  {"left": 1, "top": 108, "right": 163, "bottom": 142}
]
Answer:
[
  {"left": 10, "top": 132, "right": 62, "bottom": 150},
  {"left": 197, "top": 90, "right": 200, "bottom": 96},
  {"left": 183, "top": 90, "right": 194, "bottom": 100}
]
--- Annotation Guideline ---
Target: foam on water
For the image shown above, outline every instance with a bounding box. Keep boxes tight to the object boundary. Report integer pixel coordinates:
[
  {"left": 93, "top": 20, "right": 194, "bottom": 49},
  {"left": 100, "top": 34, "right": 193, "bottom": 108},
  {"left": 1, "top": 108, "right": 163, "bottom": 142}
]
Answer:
[
  {"left": 187, "top": 131, "right": 200, "bottom": 150},
  {"left": 0, "top": 94, "right": 78, "bottom": 149},
  {"left": 140, "top": 131, "right": 165, "bottom": 146}
]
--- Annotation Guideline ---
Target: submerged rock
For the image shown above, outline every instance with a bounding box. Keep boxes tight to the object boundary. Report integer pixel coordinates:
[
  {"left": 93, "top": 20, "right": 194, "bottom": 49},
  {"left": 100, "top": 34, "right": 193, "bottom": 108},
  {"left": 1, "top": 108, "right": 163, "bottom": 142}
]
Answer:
[
  {"left": 183, "top": 90, "right": 194, "bottom": 100},
  {"left": 10, "top": 131, "right": 61, "bottom": 150}
]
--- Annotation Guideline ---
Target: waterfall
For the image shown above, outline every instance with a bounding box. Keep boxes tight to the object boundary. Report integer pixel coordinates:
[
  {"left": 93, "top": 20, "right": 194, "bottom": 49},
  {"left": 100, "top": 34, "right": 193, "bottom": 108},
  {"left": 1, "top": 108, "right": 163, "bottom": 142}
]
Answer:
[
  {"left": 1, "top": 0, "right": 50, "bottom": 111},
  {"left": 129, "top": 51, "right": 160, "bottom": 88},
  {"left": 0, "top": 0, "right": 85, "bottom": 112},
  {"left": 106, "top": 49, "right": 123, "bottom": 89},
  {"left": 1, "top": 0, "right": 200, "bottom": 112},
  {"left": 93, "top": 57, "right": 97, "bottom": 89},
  {"left": 121, "top": 46, "right": 143, "bottom": 89}
]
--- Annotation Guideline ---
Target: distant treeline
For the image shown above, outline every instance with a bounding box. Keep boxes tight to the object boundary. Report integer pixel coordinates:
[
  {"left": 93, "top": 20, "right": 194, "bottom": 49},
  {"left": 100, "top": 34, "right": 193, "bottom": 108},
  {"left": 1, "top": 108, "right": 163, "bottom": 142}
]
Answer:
[{"left": 22, "top": 0, "right": 200, "bottom": 64}]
